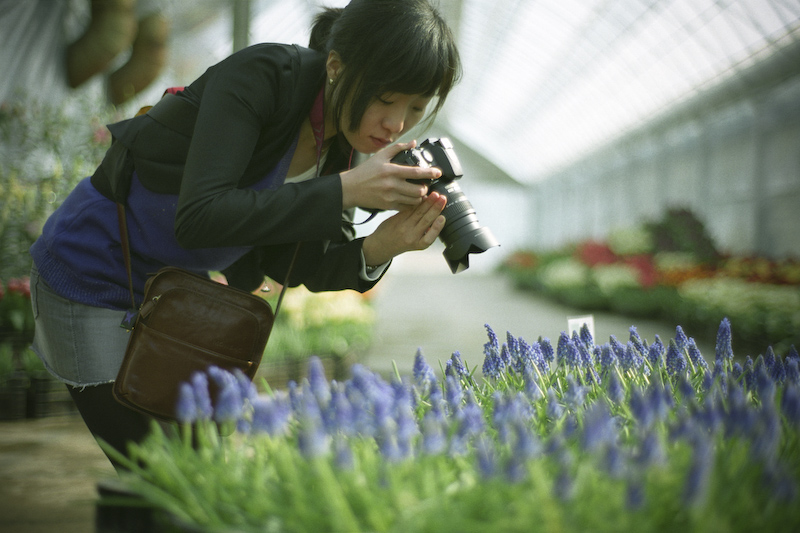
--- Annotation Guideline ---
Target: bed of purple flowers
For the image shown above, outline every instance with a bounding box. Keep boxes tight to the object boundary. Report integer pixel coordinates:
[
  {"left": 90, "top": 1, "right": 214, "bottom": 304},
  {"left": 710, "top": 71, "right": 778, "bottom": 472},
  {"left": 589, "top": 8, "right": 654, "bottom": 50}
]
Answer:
[{"left": 104, "top": 318, "right": 800, "bottom": 532}]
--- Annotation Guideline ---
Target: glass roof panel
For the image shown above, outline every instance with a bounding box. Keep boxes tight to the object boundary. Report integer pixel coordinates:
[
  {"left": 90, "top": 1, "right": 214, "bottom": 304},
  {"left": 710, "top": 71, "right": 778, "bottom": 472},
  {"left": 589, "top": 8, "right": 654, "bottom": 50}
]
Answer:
[
  {"left": 162, "top": 0, "right": 800, "bottom": 184},
  {"left": 442, "top": 0, "right": 800, "bottom": 182}
]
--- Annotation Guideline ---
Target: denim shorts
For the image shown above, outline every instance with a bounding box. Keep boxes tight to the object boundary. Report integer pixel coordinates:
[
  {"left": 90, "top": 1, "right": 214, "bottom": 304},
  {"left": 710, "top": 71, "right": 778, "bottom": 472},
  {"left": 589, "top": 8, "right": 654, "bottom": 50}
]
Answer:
[{"left": 30, "top": 265, "right": 131, "bottom": 387}]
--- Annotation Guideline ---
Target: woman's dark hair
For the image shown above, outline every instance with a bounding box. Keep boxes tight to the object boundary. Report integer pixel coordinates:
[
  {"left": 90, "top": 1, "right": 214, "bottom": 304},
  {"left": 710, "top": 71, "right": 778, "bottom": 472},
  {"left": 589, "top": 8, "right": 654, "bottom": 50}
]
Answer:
[{"left": 310, "top": 0, "right": 461, "bottom": 133}]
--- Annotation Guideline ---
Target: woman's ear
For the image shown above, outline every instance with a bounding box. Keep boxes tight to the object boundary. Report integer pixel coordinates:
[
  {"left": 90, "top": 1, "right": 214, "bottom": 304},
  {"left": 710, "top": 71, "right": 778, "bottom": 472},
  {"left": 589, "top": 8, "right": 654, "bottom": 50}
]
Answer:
[{"left": 326, "top": 51, "right": 343, "bottom": 82}]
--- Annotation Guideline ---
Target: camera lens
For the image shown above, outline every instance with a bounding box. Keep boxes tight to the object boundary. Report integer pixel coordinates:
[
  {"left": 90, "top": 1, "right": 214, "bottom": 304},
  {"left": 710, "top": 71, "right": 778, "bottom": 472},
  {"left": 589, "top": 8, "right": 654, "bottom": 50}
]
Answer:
[{"left": 429, "top": 180, "right": 499, "bottom": 274}]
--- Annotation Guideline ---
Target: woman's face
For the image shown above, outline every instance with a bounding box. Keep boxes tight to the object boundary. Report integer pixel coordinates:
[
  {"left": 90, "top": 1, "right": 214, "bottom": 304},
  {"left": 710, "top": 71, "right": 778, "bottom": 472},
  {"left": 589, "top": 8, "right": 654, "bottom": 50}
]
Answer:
[{"left": 343, "top": 92, "right": 433, "bottom": 154}]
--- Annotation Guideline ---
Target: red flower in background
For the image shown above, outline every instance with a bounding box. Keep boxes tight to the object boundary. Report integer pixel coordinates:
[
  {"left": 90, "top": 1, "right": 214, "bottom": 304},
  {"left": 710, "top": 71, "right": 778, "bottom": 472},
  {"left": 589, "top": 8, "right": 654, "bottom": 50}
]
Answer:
[
  {"left": 576, "top": 241, "right": 618, "bottom": 267},
  {"left": 624, "top": 255, "right": 659, "bottom": 289},
  {"left": 5, "top": 277, "right": 31, "bottom": 299},
  {"left": 505, "top": 250, "right": 538, "bottom": 270}
]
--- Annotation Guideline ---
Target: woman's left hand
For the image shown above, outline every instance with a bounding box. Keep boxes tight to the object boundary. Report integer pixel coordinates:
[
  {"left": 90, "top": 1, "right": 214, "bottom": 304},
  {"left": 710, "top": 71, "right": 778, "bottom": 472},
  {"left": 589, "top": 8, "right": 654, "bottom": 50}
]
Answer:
[{"left": 361, "top": 191, "right": 447, "bottom": 266}]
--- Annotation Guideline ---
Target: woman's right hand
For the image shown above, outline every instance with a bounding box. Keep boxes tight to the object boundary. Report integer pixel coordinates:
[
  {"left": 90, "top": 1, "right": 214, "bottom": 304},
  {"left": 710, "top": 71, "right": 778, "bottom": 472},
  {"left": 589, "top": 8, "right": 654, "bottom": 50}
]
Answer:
[{"left": 340, "top": 141, "right": 443, "bottom": 211}]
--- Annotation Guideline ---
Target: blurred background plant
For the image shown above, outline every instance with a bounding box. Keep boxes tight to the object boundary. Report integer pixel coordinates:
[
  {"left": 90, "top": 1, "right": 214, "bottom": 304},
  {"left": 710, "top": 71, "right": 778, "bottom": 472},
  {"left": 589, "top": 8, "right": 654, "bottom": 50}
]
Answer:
[
  {"left": 254, "top": 284, "right": 375, "bottom": 387},
  {"left": 500, "top": 207, "right": 800, "bottom": 353},
  {"left": 0, "top": 276, "right": 35, "bottom": 357},
  {"left": 0, "top": 91, "right": 119, "bottom": 280}
]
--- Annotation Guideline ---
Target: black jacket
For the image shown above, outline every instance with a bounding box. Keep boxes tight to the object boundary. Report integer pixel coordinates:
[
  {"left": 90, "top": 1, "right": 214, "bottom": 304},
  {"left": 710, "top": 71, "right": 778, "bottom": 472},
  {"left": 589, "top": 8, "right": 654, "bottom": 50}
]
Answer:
[{"left": 92, "top": 44, "right": 380, "bottom": 294}]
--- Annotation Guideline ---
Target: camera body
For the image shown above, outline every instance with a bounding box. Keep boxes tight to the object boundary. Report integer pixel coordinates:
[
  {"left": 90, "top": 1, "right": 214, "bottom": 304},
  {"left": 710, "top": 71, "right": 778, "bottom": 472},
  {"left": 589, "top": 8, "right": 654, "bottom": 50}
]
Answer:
[
  {"left": 391, "top": 137, "right": 463, "bottom": 183},
  {"left": 390, "top": 138, "right": 499, "bottom": 274}
]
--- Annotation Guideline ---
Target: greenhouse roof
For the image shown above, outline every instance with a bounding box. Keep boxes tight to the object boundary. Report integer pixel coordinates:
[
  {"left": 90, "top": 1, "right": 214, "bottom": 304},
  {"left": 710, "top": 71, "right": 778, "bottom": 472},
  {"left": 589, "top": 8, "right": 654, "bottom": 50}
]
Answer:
[
  {"left": 443, "top": 0, "right": 800, "bottom": 182},
  {"left": 171, "top": 0, "right": 800, "bottom": 183}
]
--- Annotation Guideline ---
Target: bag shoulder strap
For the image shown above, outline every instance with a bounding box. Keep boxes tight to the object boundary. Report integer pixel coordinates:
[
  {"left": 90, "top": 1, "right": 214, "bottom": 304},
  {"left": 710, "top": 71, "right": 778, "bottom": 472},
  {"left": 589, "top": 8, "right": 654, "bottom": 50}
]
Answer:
[
  {"left": 116, "top": 203, "right": 137, "bottom": 310},
  {"left": 115, "top": 203, "right": 297, "bottom": 319}
]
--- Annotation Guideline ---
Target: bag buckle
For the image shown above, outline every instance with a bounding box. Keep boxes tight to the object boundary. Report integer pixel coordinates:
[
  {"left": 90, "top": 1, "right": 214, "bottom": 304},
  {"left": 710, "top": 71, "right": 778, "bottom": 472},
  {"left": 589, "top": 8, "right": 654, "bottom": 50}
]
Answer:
[{"left": 120, "top": 308, "right": 138, "bottom": 331}]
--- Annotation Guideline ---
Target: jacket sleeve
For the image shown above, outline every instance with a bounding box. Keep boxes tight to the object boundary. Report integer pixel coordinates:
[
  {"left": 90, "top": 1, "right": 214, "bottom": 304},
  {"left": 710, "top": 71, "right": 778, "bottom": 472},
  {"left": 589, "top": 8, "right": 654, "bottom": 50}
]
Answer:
[
  {"left": 173, "top": 46, "right": 344, "bottom": 249},
  {"left": 222, "top": 209, "right": 383, "bottom": 295},
  {"left": 222, "top": 238, "right": 383, "bottom": 295}
]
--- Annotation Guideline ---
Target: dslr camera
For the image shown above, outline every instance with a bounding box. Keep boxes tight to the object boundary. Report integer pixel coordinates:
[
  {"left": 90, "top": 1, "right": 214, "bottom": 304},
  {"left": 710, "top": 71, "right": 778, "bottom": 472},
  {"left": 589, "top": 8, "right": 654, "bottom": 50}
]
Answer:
[{"left": 391, "top": 138, "right": 499, "bottom": 273}]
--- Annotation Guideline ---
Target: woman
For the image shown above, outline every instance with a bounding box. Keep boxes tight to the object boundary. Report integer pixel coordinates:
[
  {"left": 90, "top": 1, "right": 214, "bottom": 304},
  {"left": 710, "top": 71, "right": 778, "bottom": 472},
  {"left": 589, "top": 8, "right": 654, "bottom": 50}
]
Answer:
[{"left": 29, "top": 0, "right": 461, "bottom": 469}]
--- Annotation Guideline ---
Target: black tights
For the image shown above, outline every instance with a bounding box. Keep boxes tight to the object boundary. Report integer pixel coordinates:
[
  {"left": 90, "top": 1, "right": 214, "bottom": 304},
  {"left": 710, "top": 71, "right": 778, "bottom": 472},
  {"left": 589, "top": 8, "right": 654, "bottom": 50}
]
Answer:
[{"left": 67, "top": 383, "right": 154, "bottom": 472}]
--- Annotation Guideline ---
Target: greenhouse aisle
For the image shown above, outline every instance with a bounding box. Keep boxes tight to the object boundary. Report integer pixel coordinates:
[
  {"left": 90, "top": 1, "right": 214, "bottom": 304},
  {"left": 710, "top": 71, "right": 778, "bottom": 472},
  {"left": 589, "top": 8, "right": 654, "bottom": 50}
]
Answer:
[
  {"left": 0, "top": 251, "right": 715, "bottom": 533},
  {"left": 362, "top": 250, "right": 714, "bottom": 379}
]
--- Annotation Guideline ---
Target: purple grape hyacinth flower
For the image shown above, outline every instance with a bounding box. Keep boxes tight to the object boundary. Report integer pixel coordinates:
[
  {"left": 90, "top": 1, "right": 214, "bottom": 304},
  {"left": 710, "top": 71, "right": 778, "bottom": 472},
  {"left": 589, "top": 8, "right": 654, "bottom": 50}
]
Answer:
[
  {"left": 751, "top": 398, "right": 781, "bottom": 463},
  {"left": 482, "top": 324, "right": 504, "bottom": 379},
  {"left": 674, "top": 325, "right": 690, "bottom": 350},
  {"left": 456, "top": 389, "right": 485, "bottom": 440},
  {"left": 333, "top": 436, "right": 354, "bottom": 470},
  {"left": 445, "top": 375, "right": 463, "bottom": 413},
  {"left": 506, "top": 331, "right": 521, "bottom": 372},
  {"left": 712, "top": 359, "right": 727, "bottom": 391},
  {"left": 580, "top": 323, "right": 595, "bottom": 350},
  {"left": 523, "top": 366, "right": 544, "bottom": 401},
  {"left": 606, "top": 371, "right": 625, "bottom": 405},
  {"left": 686, "top": 338, "right": 709, "bottom": 371},
  {"left": 744, "top": 356, "right": 755, "bottom": 391},
  {"left": 539, "top": 336, "right": 555, "bottom": 363},
  {"left": 781, "top": 383, "right": 800, "bottom": 426},
  {"left": 505, "top": 450, "right": 528, "bottom": 484},
  {"left": 648, "top": 381, "right": 671, "bottom": 423},
  {"left": 637, "top": 431, "right": 665, "bottom": 467},
  {"left": 232, "top": 368, "right": 257, "bottom": 403},
  {"left": 677, "top": 374, "right": 696, "bottom": 403},
  {"left": 420, "top": 411, "right": 447, "bottom": 455},
  {"left": 581, "top": 402, "right": 616, "bottom": 453},
  {"left": 207, "top": 366, "right": 244, "bottom": 423},
  {"left": 786, "top": 358, "right": 800, "bottom": 386},
  {"left": 376, "top": 417, "right": 401, "bottom": 463},
  {"left": 683, "top": 432, "right": 714, "bottom": 507},
  {"left": 619, "top": 342, "right": 638, "bottom": 372},
  {"left": 609, "top": 335, "right": 626, "bottom": 363},
  {"left": 604, "top": 444, "right": 626, "bottom": 478},
  {"left": 715, "top": 317, "right": 733, "bottom": 364},
  {"left": 213, "top": 378, "right": 243, "bottom": 423},
  {"left": 771, "top": 354, "right": 786, "bottom": 384},
  {"left": 647, "top": 335, "right": 665, "bottom": 368},
  {"left": 546, "top": 388, "right": 565, "bottom": 420},
  {"left": 701, "top": 370, "right": 714, "bottom": 392},
  {"left": 765, "top": 346, "right": 777, "bottom": 372},
  {"left": 296, "top": 391, "right": 330, "bottom": 458},
  {"left": 251, "top": 393, "right": 292, "bottom": 436},
  {"left": 574, "top": 332, "right": 594, "bottom": 369},
  {"left": 630, "top": 387, "right": 653, "bottom": 429},
  {"left": 444, "top": 351, "right": 467, "bottom": 380},
  {"left": 629, "top": 326, "right": 645, "bottom": 357},
  {"left": 499, "top": 343, "right": 513, "bottom": 372},
  {"left": 599, "top": 344, "right": 618, "bottom": 375},
  {"left": 563, "top": 375, "right": 586, "bottom": 410},
  {"left": 175, "top": 382, "right": 198, "bottom": 424},
  {"left": 557, "top": 332, "right": 579, "bottom": 368},
  {"left": 191, "top": 371, "right": 214, "bottom": 419},
  {"left": 519, "top": 338, "right": 546, "bottom": 375},
  {"left": 666, "top": 340, "right": 687, "bottom": 377},
  {"left": 755, "top": 364, "right": 776, "bottom": 402},
  {"left": 413, "top": 349, "right": 437, "bottom": 390},
  {"left": 307, "top": 356, "right": 332, "bottom": 407},
  {"left": 326, "top": 383, "right": 356, "bottom": 436},
  {"left": 474, "top": 435, "right": 497, "bottom": 479}
]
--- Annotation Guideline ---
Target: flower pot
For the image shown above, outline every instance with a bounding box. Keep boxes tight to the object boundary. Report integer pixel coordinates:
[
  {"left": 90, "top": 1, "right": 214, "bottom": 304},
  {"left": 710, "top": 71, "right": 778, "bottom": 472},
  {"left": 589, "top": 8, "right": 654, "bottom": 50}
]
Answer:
[
  {"left": 26, "top": 375, "right": 78, "bottom": 418},
  {"left": 0, "top": 371, "right": 30, "bottom": 420}
]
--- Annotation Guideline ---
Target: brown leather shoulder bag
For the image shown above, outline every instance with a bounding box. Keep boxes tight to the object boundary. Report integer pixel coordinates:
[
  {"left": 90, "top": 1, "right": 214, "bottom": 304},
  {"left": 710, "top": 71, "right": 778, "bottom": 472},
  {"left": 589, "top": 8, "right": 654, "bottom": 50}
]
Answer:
[{"left": 112, "top": 203, "right": 295, "bottom": 422}]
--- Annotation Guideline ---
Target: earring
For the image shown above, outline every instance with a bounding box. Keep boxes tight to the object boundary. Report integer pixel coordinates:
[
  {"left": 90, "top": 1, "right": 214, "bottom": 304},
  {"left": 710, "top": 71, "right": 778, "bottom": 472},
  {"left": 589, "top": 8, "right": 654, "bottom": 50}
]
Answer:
[{"left": 329, "top": 78, "right": 335, "bottom": 85}]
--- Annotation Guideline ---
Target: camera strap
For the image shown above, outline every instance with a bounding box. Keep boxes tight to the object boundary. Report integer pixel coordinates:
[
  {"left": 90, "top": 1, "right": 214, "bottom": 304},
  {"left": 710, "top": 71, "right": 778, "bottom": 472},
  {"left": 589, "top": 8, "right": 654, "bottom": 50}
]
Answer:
[{"left": 353, "top": 211, "right": 380, "bottom": 225}]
